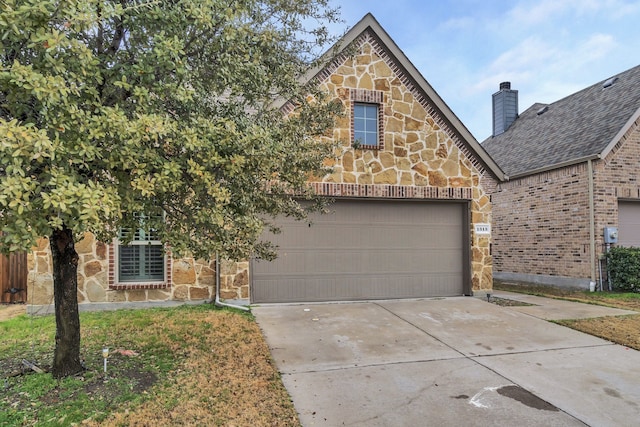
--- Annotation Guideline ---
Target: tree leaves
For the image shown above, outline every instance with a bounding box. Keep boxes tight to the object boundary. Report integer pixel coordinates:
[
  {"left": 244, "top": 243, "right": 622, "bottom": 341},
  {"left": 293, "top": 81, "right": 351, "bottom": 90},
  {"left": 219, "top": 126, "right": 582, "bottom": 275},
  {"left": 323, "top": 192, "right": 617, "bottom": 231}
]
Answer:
[{"left": 0, "top": 0, "right": 342, "bottom": 260}]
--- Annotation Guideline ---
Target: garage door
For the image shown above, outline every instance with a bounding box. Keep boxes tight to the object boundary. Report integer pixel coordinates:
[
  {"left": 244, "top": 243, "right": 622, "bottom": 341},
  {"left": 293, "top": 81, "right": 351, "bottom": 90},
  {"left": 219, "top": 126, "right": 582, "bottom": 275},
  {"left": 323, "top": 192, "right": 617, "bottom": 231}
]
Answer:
[
  {"left": 618, "top": 201, "right": 640, "bottom": 247},
  {"left": 251, "top": 199, "right": 469, "bottom": 303}
]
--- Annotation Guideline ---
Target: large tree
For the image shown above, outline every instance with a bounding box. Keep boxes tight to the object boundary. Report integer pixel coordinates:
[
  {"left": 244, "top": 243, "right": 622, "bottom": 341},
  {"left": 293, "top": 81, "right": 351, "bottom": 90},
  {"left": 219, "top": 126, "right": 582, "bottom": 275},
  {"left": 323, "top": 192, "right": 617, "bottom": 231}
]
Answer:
[{"left": 0, "top": 0, "right": 341, "bottom": 378}]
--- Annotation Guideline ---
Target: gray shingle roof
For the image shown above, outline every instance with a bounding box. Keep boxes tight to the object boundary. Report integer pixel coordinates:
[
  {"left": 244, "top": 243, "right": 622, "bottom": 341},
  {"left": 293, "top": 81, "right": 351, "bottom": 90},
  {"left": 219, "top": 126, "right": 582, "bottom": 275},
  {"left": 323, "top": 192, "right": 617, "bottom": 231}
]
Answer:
[{"left": 482, "top": 64, "right": 640, "bottom": 178}]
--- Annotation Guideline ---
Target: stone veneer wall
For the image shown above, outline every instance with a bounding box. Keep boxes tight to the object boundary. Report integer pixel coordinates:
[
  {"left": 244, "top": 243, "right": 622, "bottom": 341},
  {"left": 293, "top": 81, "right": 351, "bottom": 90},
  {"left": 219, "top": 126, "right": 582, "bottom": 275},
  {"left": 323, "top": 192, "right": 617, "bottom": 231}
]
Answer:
[
  {"left": 296, "top": 30, "right": 496, "bottom": 292},
  {"left": 218, "top": 259, "right": 249, "bottom": 300},
  {"left": 491, "top": 119, "right": 640, "bottom": 285},
  {"left": 26, "top": 232, "right": 230, "bottom": 306}
]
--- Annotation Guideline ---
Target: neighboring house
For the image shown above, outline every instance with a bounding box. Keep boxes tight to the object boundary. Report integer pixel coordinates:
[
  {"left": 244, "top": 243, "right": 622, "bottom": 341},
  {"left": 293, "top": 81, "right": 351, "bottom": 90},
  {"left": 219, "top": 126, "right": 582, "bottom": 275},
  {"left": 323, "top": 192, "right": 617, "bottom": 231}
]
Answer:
[
  {"left": 483, "top": 64, "right": 640, "bottom": 288},
  {"left": 27, "top": 14, "right": 504, "bottom": 310}
]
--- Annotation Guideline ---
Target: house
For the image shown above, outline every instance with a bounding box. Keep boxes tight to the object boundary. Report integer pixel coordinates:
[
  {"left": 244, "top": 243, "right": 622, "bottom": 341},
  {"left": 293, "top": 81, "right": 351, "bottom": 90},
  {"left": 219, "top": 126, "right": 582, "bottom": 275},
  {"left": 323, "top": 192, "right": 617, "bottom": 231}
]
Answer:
[
  {"left": 483, "top": 65, "right": 640, "bottom": 288},
  {"left": 249, "top": 14, "right": 505, "bottom": 302},
  {"left": 26, "top": 14, "right": 504, "bottom": 310}
]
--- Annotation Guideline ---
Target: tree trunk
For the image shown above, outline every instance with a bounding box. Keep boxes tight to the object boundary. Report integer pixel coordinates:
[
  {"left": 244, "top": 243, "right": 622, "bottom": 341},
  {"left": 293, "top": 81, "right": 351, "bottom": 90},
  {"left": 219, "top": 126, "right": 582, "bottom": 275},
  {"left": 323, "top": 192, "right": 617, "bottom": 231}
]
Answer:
[{"left": 50, "top": 226, "right": 84, "bottom": 378}]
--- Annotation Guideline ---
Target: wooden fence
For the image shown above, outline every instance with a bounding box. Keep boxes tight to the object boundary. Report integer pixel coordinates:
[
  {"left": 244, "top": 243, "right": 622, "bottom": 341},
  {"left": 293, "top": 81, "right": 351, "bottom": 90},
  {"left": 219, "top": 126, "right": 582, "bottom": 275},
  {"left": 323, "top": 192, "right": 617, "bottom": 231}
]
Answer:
[{"left": 0, "top": 252, "right": 28, "bottom": 303}]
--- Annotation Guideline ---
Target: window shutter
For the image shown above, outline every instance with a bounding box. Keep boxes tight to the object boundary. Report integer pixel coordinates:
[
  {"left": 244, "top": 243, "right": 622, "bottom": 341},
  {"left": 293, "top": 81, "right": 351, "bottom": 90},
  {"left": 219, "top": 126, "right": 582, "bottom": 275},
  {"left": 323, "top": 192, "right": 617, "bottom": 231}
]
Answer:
[{"left": 118, "top": 245, "right": 165, "bottom": 282}]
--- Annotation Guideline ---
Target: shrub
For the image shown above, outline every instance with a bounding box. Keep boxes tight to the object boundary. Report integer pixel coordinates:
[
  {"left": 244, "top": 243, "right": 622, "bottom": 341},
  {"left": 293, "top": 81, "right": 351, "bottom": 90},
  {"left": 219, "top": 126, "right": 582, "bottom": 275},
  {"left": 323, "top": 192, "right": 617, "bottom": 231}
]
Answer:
[{"left": 606, "top": 247, "right": 640, "bottom": 293}]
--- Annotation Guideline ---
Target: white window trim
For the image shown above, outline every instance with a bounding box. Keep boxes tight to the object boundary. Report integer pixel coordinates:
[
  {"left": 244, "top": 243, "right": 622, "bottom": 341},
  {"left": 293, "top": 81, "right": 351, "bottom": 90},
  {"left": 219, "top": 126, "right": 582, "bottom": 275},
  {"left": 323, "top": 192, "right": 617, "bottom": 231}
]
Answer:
[{"left": 353, "top": 102, "right": 379, "bottom": 147}]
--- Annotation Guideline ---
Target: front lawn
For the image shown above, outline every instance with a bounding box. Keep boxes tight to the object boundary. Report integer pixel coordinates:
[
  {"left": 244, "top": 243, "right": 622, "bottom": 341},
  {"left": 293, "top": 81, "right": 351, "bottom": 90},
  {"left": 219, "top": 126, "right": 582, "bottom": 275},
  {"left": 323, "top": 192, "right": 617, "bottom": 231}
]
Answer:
[
  {"left": 0, "top": 304, "right": 299, "bottom": 426},
  {"left": 494, "top": 280, "right": 640, "bottom": 351}
]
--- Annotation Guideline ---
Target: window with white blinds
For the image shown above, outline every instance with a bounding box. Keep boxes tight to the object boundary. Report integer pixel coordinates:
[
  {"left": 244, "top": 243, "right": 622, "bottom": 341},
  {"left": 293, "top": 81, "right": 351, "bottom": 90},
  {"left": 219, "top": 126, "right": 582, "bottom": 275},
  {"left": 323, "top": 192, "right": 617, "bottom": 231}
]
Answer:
[{"left": 118, "top": 216, "right": 165, "bottom": 282}]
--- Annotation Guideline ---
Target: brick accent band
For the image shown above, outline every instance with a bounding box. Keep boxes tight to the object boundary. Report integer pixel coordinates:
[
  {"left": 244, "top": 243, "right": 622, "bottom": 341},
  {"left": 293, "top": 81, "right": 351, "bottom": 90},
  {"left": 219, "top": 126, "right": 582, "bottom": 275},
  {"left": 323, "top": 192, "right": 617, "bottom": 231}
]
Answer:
[{"left": 311, "top": 182, "right": 472, "bottom": 199}]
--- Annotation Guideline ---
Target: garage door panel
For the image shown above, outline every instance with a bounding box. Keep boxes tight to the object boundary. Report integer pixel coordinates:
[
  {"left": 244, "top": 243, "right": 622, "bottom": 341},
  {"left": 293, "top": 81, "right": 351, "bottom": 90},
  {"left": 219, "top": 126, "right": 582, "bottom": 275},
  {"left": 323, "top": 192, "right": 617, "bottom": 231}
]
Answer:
[
  {"left": 254, "top": 274, "right": 462, "bottom": 301},
  {"left": 619, "top": 201, "right": 640, "bottom": 247},
  {"left": 252, "top": 200, "right": 468, "bottom": 303}
]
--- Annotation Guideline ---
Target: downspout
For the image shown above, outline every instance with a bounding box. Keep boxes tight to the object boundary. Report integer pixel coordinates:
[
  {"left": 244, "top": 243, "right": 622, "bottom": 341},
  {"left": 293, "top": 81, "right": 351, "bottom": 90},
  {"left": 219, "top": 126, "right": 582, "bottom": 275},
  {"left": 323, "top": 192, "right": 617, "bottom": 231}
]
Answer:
[
  {"left": 214, "top": 253, "right": 250, "bottom": 311},
  {"left": 588, "top": 159, "right": 597, "bottom": 284}
]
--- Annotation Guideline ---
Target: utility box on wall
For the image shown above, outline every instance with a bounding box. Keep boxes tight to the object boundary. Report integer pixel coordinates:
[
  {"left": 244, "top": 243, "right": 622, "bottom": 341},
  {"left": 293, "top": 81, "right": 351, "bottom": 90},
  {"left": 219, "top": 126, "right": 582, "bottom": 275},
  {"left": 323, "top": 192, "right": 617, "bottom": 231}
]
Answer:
[{"left": 604, "top": 227, "right": 619, "bottom": 244}]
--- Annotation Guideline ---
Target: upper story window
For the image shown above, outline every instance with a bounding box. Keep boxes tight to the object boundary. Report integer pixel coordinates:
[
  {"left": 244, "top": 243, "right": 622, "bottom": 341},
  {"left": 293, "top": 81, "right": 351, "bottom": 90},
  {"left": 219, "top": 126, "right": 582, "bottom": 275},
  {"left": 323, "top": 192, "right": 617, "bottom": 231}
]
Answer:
[
  {"left": 353, "top": 103, "right": 379, "bottom": 147},
  {"left": 350, "top": 89, "right": 384, "bottom": 149},
  {"left": 118, "top": 215, "right": 165, "bottom": 282}
]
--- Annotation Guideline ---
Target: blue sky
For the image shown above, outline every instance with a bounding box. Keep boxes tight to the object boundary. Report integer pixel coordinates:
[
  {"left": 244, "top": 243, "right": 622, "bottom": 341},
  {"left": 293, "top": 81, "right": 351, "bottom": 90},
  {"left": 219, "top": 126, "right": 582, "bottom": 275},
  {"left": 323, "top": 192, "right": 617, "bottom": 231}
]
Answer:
[{"left": 326, "top": 0, "right": 640, "bottom": 141}]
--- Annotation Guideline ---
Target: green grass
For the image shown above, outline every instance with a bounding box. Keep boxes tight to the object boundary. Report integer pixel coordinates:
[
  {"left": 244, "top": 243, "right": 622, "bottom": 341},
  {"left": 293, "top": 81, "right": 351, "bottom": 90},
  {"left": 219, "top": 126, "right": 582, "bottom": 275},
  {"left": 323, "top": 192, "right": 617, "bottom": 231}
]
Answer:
[
  {"left": 0, "top": 304, "right": 298, "bottom": 427},
  {"left": 494, "top": 280, "right": 640, "bottom": 311},
  {"left": 595, "top": 292, "right": 640, "bottom": 301},
  {"left": 0, "top": 308, "right": 182, "bottom": 426},
  {"left": 0, "top": 314, "right": 55, "bottom": 348}
]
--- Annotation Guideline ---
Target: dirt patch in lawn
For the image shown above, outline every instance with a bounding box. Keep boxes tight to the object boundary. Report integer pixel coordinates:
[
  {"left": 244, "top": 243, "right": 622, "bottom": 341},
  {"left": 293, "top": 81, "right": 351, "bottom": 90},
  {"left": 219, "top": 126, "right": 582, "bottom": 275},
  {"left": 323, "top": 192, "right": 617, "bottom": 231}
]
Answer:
[
  {"left": 0, "top": 303, "right": 25, "bottom": 321},
  {"left": 488, "top": 296, "right": 536, "bottom": 307},
  {"left": 494, "top": 280, "right": 640, "bottom": 351}
]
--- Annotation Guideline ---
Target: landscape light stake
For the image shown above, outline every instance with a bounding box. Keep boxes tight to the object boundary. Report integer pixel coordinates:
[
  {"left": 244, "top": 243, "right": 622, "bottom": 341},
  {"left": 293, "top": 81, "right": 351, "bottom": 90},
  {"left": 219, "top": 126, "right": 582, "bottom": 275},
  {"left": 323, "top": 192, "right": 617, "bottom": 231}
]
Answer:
[{"left": 102, "top": 347, "right": 109, "bottom": 373}]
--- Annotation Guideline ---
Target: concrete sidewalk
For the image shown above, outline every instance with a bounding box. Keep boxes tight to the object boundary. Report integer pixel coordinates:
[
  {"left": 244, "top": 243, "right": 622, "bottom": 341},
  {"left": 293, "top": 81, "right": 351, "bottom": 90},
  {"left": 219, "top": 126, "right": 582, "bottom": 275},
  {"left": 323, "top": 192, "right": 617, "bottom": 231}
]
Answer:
[
  {"left": 488, "top": 290, "right": 637, "bottom": 320},
  {"left": 254, "top": 296, "right": 640, "bottom": 426}
]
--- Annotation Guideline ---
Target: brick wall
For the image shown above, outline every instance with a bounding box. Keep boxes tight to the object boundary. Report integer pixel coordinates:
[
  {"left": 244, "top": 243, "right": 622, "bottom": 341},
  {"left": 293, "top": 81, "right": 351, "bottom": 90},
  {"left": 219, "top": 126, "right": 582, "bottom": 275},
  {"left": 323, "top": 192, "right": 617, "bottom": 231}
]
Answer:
[
  {"left": 491, "top": 118, "right": 640, "bottom": 285},
  {"left": 492, "top": 164, "right": 592, "bottom": 281},
  {"left": 595, "top": 117, "right": 640, "bottom": 245}
]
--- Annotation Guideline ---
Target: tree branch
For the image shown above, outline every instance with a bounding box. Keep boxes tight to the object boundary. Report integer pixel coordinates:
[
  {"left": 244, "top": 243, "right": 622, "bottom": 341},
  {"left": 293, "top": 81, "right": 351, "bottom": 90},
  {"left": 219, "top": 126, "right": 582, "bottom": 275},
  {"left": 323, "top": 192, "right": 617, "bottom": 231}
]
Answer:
[{"left": 96, "top": 3, "right": 104, "bottom": 55}]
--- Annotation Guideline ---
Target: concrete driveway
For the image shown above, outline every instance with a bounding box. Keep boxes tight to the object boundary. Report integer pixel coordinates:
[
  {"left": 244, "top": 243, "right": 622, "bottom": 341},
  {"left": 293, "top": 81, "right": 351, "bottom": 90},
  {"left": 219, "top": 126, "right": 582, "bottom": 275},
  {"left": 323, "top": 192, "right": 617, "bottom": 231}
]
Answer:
[{"left": 253, "top": 294, "right": 640, "bottom": 426}]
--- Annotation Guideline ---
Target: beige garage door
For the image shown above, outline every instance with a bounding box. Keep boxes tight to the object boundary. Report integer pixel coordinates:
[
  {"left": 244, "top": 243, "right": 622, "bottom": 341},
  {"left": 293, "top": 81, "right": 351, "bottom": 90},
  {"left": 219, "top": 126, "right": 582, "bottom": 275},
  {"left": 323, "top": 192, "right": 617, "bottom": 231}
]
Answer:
[
  {"left": 251, "top": 199, "right": 469, "bottom": 303},
  {"left": 618, "top": 201, "right": 640, "bottom": 247}
]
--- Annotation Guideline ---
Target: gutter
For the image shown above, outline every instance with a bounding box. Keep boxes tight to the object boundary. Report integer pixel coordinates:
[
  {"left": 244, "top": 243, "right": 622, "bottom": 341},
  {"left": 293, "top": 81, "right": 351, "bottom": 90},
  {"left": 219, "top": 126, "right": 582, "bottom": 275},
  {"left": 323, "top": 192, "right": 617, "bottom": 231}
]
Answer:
[
  {"left": 506, "top": 154, "right": 601, "bottom": 180},
  {"left": 214, "top": 253, "right": 250, "bottom": 312},
  {"left": 588, "top": 159, "right": 597, "bottom": 283}
]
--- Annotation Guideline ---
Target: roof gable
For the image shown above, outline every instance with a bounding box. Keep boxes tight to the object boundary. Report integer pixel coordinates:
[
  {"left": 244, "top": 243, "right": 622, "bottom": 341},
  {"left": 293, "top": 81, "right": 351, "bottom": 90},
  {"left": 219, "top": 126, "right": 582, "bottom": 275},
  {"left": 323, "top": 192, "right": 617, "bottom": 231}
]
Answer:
[
  {"left": 303, "top": 13, "right": 505, "bottom": 181},
  {"left": 483, "top": 64, "right": 640, "bottom": 178}
]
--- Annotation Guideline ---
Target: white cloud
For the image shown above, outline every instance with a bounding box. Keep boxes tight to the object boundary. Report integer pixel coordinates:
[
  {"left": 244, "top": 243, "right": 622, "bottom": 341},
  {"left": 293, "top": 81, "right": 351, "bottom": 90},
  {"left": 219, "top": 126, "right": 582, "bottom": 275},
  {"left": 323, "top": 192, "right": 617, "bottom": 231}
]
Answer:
[
  {"left": 574, "top": 33, "right": 617, "bottom": 63},
  {"left": 505, "top": 0, "right": 630, "bottom": 27},
  {"left": 491, "top": 37, "right": 558, "bottom": 72},
  {"left": 507, "top": 0, "right": 568, "bottom": 26},
  {"left": 459, "top": 28, "right": 620, "bottom": 139},
  {"left": 440, "top": 16, "right": 475, "bottom": 31},
  {"left": 471, "top": 30, "right": 617, "bottom": 92},
  {"left": 467, "top": 37, "right": 557, "bottom": 94},
  {"left": 607, "top": 1, "right": 640, "bottom": 19}
]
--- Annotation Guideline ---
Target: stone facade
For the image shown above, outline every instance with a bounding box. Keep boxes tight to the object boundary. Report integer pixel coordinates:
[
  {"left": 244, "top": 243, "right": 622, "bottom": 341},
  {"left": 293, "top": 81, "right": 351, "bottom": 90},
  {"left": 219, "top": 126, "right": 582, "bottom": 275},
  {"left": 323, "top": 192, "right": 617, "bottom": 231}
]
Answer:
[
  {"left": 26, "top": 232, "right": 241, "bottom": 306},
  {"left": 298, "top": 30, "right": 497, "bottom": 292},
  {"left": 26, "top": 24, "right": 500, "bottom": 306},
  {"left": 491, "top": 118, "right": 640, "bottom": 285}
]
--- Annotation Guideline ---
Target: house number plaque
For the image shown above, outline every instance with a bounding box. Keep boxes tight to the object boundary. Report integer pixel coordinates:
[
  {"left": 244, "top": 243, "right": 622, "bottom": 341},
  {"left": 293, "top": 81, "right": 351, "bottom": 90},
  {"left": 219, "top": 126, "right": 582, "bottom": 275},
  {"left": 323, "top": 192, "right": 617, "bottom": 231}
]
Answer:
[{"left": 474, "top": 224, "right": 491, "bottom": 235}]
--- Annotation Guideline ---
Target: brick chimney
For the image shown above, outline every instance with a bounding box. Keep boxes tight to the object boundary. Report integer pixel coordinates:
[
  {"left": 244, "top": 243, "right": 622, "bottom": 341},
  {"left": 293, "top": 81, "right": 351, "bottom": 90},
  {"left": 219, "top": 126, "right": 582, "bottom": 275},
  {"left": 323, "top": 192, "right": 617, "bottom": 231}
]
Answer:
[{"left": 492, "top": 82, "right": 518, "bottom": 136}]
